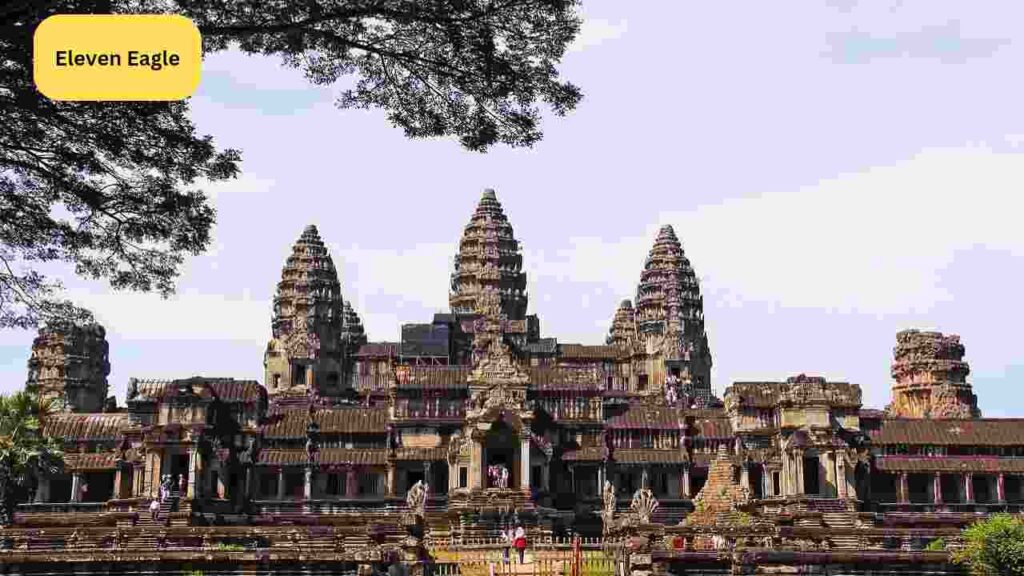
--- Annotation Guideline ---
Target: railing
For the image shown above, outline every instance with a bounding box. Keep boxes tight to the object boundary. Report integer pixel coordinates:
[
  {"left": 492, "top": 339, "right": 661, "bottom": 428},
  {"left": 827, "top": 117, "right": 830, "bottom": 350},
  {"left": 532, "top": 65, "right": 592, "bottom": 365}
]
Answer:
[
  {"left": 358, "top": 374, "right": 393, "bottom": 393},
  {"left": 395, "top": 399, "right": 466, "bottom": 420}
]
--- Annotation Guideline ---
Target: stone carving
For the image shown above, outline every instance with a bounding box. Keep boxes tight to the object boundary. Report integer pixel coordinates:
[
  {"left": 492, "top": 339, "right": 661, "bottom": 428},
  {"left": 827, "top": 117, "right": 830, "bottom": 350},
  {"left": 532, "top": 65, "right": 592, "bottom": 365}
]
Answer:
[
  {"left": 406, "top": 481, "right": 429, "bottom": 517},
  {"left": 886, "top": 330, "right": 980, "bottom": 418},
  {"left": 602, "top": 481, "right": 617, "bottom": 525},
  {"left": 630, "top": 487, "right": 659, "bottom": 524}
]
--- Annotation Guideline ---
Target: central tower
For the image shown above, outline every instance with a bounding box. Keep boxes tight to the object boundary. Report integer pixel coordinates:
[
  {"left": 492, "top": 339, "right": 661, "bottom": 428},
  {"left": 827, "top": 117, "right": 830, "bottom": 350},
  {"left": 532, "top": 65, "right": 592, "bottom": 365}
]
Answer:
[{"left": 449, "top": 189, "right": 528, "bottom": 321}]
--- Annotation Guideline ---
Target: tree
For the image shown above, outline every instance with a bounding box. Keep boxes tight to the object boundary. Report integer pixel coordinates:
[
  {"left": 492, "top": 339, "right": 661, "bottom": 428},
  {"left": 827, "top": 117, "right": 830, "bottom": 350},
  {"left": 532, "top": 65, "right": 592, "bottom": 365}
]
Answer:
[
  {"left": 0, "top": 391, "right": 63, "bottom": 525},
  {"left": 1, "top": 0, "right": 582, "bottom": 329},
  {"left": 953, "top": 514, "right": 1024, "bottom": 576}
]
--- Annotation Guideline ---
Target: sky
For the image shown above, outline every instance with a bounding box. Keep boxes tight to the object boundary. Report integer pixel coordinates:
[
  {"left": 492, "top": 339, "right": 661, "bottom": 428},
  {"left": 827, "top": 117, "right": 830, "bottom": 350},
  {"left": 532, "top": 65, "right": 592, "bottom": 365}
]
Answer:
[{"left": 4, "top": 0, "right": 1024, "bottom": 415}]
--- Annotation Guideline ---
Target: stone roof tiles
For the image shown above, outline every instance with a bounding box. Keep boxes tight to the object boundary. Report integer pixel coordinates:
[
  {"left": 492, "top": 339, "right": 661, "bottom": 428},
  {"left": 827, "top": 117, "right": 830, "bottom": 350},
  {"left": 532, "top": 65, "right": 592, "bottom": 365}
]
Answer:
[
  {"left": 257, "top": 448, "right": 387, "bottom": 466},
  {"left": 607, "top": 406, "right": 681, "bottom": 429},
  {"left": 870, "top": 418, "right": 1024, "bottom": 446},
  {"left": 262, "top": 407, "right": 388, "bottom": 438},
  {"left": 615, "top": 448, "right": 687, "bottom": 464},
  {"left": 44, "top": 413, "right": 127, "bottom": 441},
  {"left": 875, "top": 456, "right": 1024, "bottom": 473},
  {"left": 63, "top": 451, "right": 119, "bottom": 471},
  {"left": 558, "top": 344, "right": 620, "bottom": 360},
  {"left": 130, "top": 377, "right": 264, "bottom": 404}
]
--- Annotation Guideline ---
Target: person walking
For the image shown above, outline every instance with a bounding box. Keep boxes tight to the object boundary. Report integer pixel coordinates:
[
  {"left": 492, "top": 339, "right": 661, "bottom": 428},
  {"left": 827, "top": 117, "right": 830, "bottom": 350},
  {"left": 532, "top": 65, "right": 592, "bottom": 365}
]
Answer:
[
  {"left": 514, "top": 525, "right": 526, "bottom": 564},
  {"left": 502, "top": 526, "right": 513, "bottom": 563}
]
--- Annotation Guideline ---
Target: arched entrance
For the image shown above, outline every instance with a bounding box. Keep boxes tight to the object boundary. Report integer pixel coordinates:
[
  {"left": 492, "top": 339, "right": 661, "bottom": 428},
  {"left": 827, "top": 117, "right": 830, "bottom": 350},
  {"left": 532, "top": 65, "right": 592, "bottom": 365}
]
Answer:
[{"left": 484, "top": 419, "right": 519, "bottom": 488}]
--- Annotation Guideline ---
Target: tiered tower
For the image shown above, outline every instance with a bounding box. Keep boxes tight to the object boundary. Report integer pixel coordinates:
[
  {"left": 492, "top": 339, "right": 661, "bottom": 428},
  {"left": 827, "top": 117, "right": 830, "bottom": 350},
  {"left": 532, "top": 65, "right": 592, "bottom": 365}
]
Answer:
[
  {"left": 606, "top": 299, "right": 638, "bottom": 347},
  {"left": 449, "top": 189, "right": 528, "bottom": 321},
  {"left": 25, "top": 322, "right": 110, "bottom": 412},
  {"left": 634, "top": 225, "right": 712, "bottom": 401},
  {"left": 886, "top": 329, "right": 980, "bottom": 419},
  {"left": 264, "top": 225, "right": 348, "bottom": 398}
]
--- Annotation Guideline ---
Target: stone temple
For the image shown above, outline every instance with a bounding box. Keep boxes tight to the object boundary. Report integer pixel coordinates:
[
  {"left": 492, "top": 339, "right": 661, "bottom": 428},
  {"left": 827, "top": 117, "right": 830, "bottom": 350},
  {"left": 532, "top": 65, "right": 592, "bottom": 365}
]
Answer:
[{"left": 2, "top": 189, "right": 1023, "bottom": 576}]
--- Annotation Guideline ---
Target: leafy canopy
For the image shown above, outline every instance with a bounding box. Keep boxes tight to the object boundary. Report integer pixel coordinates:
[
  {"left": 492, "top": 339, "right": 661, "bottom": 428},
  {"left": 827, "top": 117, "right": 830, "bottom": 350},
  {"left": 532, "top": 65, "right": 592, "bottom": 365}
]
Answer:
[
  {"left": 0, "top": 0, "right": 582, "bottom": 329},
  {"left": 953, "top": 514, "right": 1024, "bottom": 576}
]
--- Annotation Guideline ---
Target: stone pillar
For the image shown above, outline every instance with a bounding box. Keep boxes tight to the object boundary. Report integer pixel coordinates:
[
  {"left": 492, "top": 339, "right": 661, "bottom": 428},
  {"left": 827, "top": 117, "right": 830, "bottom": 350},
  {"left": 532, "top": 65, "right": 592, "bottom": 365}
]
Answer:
[
  {"left": 762, "top": 465, "right": 771, "bottom": 497},
  {"left": 304, "top": 466, "right": 314, "bottom": 500},
  {"left": 133, "top": 466, "right": 144, "bottom": 498},
  {"left": 276, "top": 469, "right": 286, "bottom": 500},
  {"left": 681, "top": 465, "right": 692, "bottom": 498},
  {"left": 35, "top": 476, "right": 49, "bottom": 503},
  {"left": 997, "top": 474, "right": 1006, "bottom": 503},
  {"left": 187, "top": 445, "right": 200, "bottom": 499},
  {"left": 897, "top": 473, "right": 909, "bottom": 504},
  {"left": 346, "top": 468, "right": 358, "bottom": 498},
  {"left": 70, "top": 472, "right": 83, "bottom": 503},
  {"left": 424, "top": 461, "right": 432, "bottom": 490},
  {"left": 386, "top": 463, "right": 396, "bottom": 497},
  {"left": 520, "top": 434, "right": 531, "bottom": 490},
  {"left": 469, "top": 434, "right": 483, "bottom": 489},
  {"left": 965, "top": 473, "right": 974, "bottom": 503},
  {"left": 823, "top": 452, "right": 837, "bottom": 498},
  {"left": 113, "top": 466, "right": 126, "bottom": 500},
  {"left": 933, "top": 473, "right": 943, "bottom": 505},
  {"left": 795, "top": 453, "right": 805, "bottom": 496},
  {"left": 836, "top": 456, "right": 848, "bottom": 499},
  {"left": 740, "top": 463, "right": 750, "bottom": 494}
]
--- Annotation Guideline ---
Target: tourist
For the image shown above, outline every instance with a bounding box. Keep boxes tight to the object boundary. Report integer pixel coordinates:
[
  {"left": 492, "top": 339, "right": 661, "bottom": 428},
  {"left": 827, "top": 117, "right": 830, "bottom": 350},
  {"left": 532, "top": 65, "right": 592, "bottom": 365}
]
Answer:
[
  {"left": 502, "top": 526, "right": 513, "bottom": 563},
  {"left": 149, "top": 498, "right": 159, "bottom": 520},
  {"left": 514, "top": 525, "right": 526, "bottom": 563}
]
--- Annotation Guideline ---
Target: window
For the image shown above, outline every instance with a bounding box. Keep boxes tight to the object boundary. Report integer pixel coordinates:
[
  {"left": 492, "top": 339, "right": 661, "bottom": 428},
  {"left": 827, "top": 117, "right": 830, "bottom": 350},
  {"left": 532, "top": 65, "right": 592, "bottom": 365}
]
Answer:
[
  {"left": 292, "top": 365, "right": 307, "bottom": 386},
  {"left": 637, "top": 374, "right": 648, "bottom": 392},
  {"left": 459, "top": 467, "right": 468, "bottom": 488}
]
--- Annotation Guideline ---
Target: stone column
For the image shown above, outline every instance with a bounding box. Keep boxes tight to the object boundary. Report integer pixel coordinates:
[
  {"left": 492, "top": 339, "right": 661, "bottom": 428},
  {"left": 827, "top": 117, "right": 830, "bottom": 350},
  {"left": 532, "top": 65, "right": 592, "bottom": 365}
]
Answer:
[
  {"left": 997, "top": 474, "right": 1006, "bottom": 503},
  {"left": 823, "top": 452, "right": 837, "bottom": 498},
  {"left": 469, "top": 433, "right": 484, "bottom": 489},
  {"left": 933, "top": 473, "right": 943, "bottom": 505},
  {"left": 795, "top": 453, "right": 805, "bottom": 496},
  {"left": 424, "top": 461, "right": 432, "bottom": 490},
  {"left": 520, "top": 433, "right": 531, "bottom": 490},
  {"left": 276, "top": 469, "right": 286, "bottom": 500},
  {"left": 681, "top": 465, "right": 692, "bottom": 498},
  {"left": 187, "top": 445, "right": 200, "bottom": 499},
  {"left": 965, "top": 473, "right": 974, "bottom": 503},
  {"left": 304, "top": 466, "right": 314, "bottom": 500},
  {"left": 386, "top": 463, "right": 396, "bottom": 497},
  {"left": 740, "top": 463, "right": 750, "bottom": 494},
  {"left": 35, "top": 475, "right": 49, "bottom": 503},
  {"left": 133, "top": 466, "right": 144, "bottom": 498},
  {"left": 836, "top": 456, "right": 848, "bottom": 499},
  {"left": 346, "top": 468, "right": 358, "bottom": 498},
  {"left": 897, "top": 473, "right": 909, "bottom": 504},
  {"left": 70, "top": 472, "right": 83, "bottom": 503},
  {"left": 762, "top": 465, "right": 771, "bottom": 498}
]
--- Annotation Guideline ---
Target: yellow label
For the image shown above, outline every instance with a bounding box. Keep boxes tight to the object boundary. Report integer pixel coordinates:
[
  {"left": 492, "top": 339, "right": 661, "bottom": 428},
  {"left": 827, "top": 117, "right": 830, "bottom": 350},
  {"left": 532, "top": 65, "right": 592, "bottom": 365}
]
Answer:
[{"left": 34, "top": 14, "right": 201, "bottom": 101}]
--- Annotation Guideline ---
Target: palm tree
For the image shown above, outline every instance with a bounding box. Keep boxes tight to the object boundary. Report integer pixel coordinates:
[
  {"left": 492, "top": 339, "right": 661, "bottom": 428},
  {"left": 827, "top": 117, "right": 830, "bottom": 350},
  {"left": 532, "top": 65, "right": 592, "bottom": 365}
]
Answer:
[{"left": 0, "top": 391, "right": 63, "bottom": 525}]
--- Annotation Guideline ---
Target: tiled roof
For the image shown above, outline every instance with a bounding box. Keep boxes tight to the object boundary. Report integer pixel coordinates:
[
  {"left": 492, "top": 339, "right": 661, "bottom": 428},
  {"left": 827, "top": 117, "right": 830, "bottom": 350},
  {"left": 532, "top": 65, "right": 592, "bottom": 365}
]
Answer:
[
  {"left": 607, "top": 407, "right": 681, "bottom": 429},
  {"left": 263, "top": 407, "right": 387, "bottom": 438},
  {"left": 615, "top": 448, "right": 687, "bottom": 464},
  {"left": 394, "top": 447, "right": 448, "bottom": 461},
  {"left": 691, "top": 416, "right": 733, "bottom": 438},
  {"left": 870, "top": 419, "right": 1024, "bottom": 446},
  {"left": 562, "top": 446, "right": 605, "bottom": 462},
  {"left": 558, "top": 344, "right": 620, "bottom": 360},
  {"left": 63, "top": 452, "right": 119, "bottom": 471},
  {"left": 356, "top": 342, "right": 399, "bottom": 358},
  {"left": 130, "top": 377, "right": 264, "bottom": 404},
  {"left": 396, "top": 366, "right": 471, "bottom": 388},
  {"left": 875, "top": 456, "right": 1024, "bottom": 473},
  {"left": 257, "top": 448, "right": 387, "bottom": 466},
  {"left": 529, "top": 367, "right": 602, "bottom": 390},
  {"left": 859, "top": 409, "right": 885, "bottom": 419},
  {"left": 44, "top": 413, "right": 128, "bottom": 441}
]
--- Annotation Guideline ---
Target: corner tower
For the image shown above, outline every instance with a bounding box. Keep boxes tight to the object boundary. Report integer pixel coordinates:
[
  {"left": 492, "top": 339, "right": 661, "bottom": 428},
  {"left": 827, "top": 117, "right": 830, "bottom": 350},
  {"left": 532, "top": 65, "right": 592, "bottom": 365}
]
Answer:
[
  {"left": 886, "top": 329, "right": 980, "bottom": 419},
  {"left": 264, "top": 225, "right": 347, "bottom": 398},
  {"left": 449, "top": 189, "right": 528, "bottom": 320},
  {"left": 634, "top": 225, "right": 712, "bottom": 402},
  {"left": 26, "top": 322, "right": 110, "bottom": 412}
]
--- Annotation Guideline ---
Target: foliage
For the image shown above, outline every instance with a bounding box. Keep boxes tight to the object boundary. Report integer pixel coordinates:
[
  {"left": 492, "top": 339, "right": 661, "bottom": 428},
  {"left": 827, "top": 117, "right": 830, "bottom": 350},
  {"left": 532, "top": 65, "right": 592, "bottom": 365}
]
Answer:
[
  {"left": 0, "top": 391, "right": 63, "bottom": 525},
  {"left": 732, "top": 511, "right": 752, "bottom": 526},
  {"left": 925, "top": 537, "right": 946, "bottom": 552},
  {"left": 953, "top": 514, "right": 1024, "bottom": 576},
  {"left": 1, "top": 1, "right": 241, "bottom": 329},
  {"left": 0, "top": 0, "right": 582, "bottom": 328}
]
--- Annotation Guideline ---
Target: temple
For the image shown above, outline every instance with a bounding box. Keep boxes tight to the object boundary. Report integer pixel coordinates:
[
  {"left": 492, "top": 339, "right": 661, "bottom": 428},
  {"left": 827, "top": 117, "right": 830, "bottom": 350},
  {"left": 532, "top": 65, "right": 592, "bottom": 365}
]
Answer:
[{"left": 2, "top": 189, "right": 1023, "bottom": 576}]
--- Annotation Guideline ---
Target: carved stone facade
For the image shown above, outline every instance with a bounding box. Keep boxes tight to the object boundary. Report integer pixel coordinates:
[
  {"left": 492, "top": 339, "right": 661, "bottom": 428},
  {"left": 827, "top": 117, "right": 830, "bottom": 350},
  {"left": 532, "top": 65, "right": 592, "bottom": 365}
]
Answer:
[
  {"left": 25, "top": 322, "right": 110, "bottom": 412},
  {"left": 4, "top": 190, "right": 1023, "bottom": 576},
  {"left": 887, "top": 329, "right": 981, "bottom": 418}
]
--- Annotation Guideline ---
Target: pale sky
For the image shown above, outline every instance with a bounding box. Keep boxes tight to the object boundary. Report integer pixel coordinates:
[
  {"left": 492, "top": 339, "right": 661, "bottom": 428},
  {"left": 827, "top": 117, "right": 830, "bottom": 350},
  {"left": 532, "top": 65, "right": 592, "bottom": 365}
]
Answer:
[{"left": 4, "top": 1, "right": 1024, "bottom": 415}]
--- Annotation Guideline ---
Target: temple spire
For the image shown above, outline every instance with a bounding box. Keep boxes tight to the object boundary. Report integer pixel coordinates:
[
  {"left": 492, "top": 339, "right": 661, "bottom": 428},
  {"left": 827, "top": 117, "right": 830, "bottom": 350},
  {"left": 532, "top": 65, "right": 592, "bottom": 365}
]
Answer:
[
  {"left": 264, "top": 224, "right": 347, "bottom": 398},
  {"left": 634, "top": 224, "right": 712, "bottom": 402},
  {"left": 449, "top": 188, "right": 528, "bottom": 320}
]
